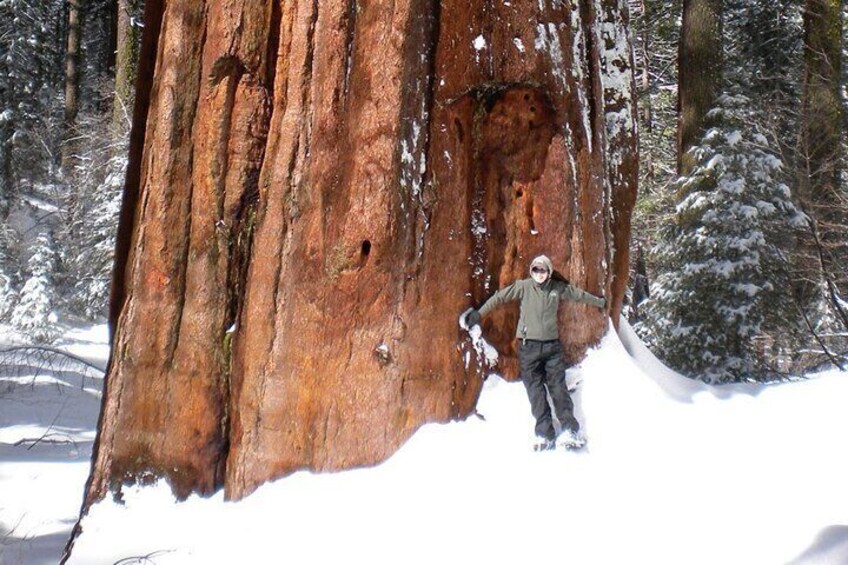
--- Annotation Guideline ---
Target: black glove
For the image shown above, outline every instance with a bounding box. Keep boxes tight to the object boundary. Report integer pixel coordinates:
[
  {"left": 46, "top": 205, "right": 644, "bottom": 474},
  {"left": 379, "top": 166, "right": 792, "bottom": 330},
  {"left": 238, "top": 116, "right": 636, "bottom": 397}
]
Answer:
[{"left": 466, "top": 308, "right": 481, "bottom": 327}]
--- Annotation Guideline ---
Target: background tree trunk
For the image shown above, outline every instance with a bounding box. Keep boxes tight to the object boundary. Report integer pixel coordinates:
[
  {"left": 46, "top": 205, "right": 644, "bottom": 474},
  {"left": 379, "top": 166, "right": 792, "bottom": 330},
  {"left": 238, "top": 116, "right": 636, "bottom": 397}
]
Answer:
[
  {"left": 62, "top": 0, "right": 84, "bottom": 172},
  {"left": 84, "top": 0, "right": 638, "bottom": 506},
  {"left": 0, "top": 0, "right": 10, "bottom": 217},
  {"left": 798, "top": 0, "right": 845, "bottom": 291},
  {"left": 677, "top": 0, "right": 722, "bottom": 174},
  {"left": 112, "top": 0, "right": 143, "bottom": 129},
  {"left": 636, "top": 0, "right": 653, "bottom": 180},
  {"left": 0, "top": 94, "right": 11, "bottom": 218}
]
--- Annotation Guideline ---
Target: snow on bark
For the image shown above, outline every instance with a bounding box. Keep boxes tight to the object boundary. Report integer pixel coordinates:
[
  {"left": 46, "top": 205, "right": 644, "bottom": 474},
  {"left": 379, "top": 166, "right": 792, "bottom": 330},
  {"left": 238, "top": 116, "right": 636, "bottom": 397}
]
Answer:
[{"left": 595, "top": 0, "right": 639, "bottom": 324}]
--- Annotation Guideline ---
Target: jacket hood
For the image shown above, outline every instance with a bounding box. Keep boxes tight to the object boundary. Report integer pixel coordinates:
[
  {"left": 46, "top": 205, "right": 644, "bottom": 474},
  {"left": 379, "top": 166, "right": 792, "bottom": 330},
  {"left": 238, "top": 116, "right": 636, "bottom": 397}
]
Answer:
[{"left": 529, "top": 255, "right": 554, "bottom": 275}]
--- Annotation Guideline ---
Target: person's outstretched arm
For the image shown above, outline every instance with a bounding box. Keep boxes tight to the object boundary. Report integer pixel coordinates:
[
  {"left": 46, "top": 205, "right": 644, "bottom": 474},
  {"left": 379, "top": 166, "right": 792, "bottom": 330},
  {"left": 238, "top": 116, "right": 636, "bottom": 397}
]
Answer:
[
  {"left": 464, "top": 281, "right": 524, "bottom": 326},
  {"left": 556, "top": 280, "right": 606, "bottom": 309}
]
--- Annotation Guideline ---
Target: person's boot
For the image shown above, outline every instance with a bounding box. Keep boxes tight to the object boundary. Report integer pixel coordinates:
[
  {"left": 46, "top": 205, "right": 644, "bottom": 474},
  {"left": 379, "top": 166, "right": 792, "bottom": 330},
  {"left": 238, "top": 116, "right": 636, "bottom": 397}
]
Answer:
[
  {"left": 532, "top": 438, "right": 557, "bottom": 452},
  {"left": 557, "top": 428, "right": 587, "bottom": 450}
]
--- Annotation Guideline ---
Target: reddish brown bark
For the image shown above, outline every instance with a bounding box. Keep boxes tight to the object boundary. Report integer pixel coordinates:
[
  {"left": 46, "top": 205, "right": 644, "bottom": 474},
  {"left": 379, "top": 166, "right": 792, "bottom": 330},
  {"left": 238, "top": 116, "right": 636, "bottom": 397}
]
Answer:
[
  {"left": 86, "top": 0, "right": 638, "bottom": 507},
  {"left": 92, "top": 0, "right": 275, "bottom": 501}
]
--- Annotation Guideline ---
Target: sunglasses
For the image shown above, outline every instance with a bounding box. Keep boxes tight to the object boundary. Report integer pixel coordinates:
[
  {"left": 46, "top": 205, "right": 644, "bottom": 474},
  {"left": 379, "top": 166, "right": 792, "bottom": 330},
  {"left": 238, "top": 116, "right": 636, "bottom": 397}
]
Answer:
[{"left": 531, "top": 267, "right": 549, "bottom": 274}]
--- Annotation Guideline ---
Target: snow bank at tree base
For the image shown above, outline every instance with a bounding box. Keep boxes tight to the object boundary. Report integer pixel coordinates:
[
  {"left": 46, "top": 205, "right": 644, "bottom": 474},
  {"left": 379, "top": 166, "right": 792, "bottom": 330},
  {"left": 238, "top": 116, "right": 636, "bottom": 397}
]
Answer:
[{"left": 69, "top": 322, "right": 848, "bottom": 565}]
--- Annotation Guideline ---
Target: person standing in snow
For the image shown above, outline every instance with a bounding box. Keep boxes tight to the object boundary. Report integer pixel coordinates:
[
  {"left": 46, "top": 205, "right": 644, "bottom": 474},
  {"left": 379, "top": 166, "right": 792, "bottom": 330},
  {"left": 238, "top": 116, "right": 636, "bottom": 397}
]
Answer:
[{"left": 462, "top": 255, "right": 606, "bottom": 451}]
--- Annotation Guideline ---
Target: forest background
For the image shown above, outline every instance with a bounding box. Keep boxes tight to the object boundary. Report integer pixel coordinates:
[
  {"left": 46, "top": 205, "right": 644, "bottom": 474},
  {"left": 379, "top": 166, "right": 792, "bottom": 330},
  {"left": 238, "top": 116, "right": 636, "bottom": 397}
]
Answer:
[{"left": 0, "top": 0, "right": 846, "bottom": 383}]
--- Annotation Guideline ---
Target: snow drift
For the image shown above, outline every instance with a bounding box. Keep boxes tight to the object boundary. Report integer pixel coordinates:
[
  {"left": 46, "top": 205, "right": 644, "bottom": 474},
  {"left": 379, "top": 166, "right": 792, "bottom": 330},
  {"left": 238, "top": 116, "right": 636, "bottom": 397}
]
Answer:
[{"left": 61, "top": 320, "right": 848, "bottom": 565}]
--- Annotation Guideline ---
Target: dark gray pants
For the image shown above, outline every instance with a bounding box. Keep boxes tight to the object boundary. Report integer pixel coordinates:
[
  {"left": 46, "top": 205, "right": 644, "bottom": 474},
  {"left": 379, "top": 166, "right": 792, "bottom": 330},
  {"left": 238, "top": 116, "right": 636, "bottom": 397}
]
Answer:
[{"left": 518, "top": 339, "right": 579, "bottom": 441}]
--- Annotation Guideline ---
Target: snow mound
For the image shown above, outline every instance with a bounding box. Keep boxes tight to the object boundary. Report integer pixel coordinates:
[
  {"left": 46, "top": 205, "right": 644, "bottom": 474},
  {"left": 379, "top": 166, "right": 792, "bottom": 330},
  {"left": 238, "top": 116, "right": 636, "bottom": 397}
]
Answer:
[
  {"left": 0, "top": 327, "right": 105, "bottom": 565},
  {"left": 50, "top": 322, "right": 848, "bottom": 564}
]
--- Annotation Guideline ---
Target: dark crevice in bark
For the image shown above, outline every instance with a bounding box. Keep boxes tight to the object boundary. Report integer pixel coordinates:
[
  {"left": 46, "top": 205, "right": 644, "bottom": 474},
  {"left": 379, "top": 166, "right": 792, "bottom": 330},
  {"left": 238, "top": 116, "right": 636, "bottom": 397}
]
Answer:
[
  {"left": 343, "top": 0, "right": 357, "bottom": 103},
  {"left": 301, "top": 0, "right": 320, "bottom": 163},
  {"left": 223, "top": 168, "right": 263, "bottom": 483},
  {"left": 265, "top": 0, "right": 282, "bottom": 100},
  {"left": 396, "top": 0, "right": 439, "bottom": 288},
  {"left": 227, "top": 185, "right": 260, "bottom": 338},
  {"left": 232, "top": 0, "right": 285, "bottom": 372},
  {"left": 580, "top": 0, "right": 600, "bottom": 154},
  {"left": 415, "top": 0, "right": 440, "bottom": 267},
  {"left": 212, "top": 64, "right": 247, "bottom": 494}
]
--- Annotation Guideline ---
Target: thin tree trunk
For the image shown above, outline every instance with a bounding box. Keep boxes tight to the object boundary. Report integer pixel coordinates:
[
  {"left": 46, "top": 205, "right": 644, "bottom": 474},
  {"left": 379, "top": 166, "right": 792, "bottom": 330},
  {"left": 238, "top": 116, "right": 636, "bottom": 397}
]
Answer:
[
  {"left": 0, "top": 1, "right": 11, "bottom": 216},
  {"left": 62, "top": 0, "right": 84, "bottom": 172},
  {"left": 637, "top": 0, "right": 657, "bottom": 183},
  {"left": 0, "top": 121, "right": 10, "bottom": 219},
  {"left": 798, "top": 0, "right": 845, "bottom": 290},
  {"left": 677, "top": 0, "right": 722, "bottom": 175},
  {"left": 0, "top": 89, "right": 10, "bottom": 218},
  {"left": 112, "top": 0, "right": 142, "bottom": 130}
]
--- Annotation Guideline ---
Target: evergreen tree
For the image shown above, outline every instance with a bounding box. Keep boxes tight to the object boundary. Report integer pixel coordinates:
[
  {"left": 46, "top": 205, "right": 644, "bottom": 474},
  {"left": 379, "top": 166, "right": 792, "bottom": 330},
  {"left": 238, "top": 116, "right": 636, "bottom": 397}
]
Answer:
[
  {"left": 0, "top": 0, "right": 137, "bottom": 321},
  {"left": 63, "top": 133, "right": 125, "bottom": 319},
  {"left": 0, "top": 0, "right": 66, "bottom": 191},
  {"left": 638, "top": 94, "right": 805, "bottom": 382},
  {"left": 11, "top": 232, "right": 59, "bottom": 342},
  {"left": 0, "top": 225, "right": 19, "bottom": 320}
]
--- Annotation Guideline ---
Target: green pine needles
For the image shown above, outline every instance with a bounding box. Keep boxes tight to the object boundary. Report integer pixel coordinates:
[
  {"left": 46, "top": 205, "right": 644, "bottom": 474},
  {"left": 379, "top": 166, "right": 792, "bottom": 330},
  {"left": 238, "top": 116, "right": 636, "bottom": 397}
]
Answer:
[{"left": 637, "top": 94, "right": 805, "bottom": 383}]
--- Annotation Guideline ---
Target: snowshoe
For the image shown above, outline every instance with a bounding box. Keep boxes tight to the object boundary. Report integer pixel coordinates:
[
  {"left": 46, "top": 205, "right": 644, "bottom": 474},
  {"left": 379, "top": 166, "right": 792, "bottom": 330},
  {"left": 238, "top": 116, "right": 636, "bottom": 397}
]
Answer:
[
  {"left": 557, "top": 429, "right": 587, "bottom": 450},
  {"left": 533, "top": 438, "right": 557, "bottom": 452}
]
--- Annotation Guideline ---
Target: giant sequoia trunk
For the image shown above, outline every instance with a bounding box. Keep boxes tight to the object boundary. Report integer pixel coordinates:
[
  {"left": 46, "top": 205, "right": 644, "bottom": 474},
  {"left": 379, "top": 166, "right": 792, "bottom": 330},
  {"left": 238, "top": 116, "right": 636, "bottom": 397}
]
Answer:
[{"left": 85, "top": 0, "right": 638, "bottom": 507}]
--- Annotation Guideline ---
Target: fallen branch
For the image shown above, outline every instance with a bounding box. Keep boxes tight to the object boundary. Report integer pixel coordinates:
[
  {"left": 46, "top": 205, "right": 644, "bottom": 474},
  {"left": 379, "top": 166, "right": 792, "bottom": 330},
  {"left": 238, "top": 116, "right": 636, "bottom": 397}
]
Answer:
[
  {"left": 113, "top": 549, "right": 175, "bottom": 565},
  {"left": 13, "top": 433, "right": 78, "bottom": 451},
  {"left": 0, "top": 346, "right": 105, "bottom": 385}
]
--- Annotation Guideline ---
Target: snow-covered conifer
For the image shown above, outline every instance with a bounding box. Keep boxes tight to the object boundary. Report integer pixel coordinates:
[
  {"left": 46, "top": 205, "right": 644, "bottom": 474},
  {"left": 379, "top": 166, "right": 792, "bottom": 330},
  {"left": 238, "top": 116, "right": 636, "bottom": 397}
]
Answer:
[
  {"left": 638, "top": 94, "right": 805, "bottom": 383},
  {"left": 0, "top": 0, "right": 66, "bottom": 190},
  {"left": 11, "top": 232, "right": 59, "bottom": 342},
  {"left": 0, "top": 225, "right": 19, "bottom": 320},
  {"left": 60, "top": 106, "right": 125, "bottom": 320}
]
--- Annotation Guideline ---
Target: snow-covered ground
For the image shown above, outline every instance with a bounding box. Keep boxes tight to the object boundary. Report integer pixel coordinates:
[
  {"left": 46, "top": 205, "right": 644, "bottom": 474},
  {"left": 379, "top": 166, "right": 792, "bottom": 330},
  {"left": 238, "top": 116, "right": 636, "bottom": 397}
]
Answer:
[
  {"left": 3, "top": 321, "right": 848, "bottom": 564},
  {"left": 0, "top": 324, "right": 108, "bottom": 565}
]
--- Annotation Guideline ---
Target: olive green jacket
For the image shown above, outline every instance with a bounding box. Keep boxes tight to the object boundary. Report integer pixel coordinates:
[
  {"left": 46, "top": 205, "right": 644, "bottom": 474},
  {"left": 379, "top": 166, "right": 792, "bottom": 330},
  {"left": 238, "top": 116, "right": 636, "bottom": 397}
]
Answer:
[{"left": 478, "top": 278, "right": 605, "bottom": 341}]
